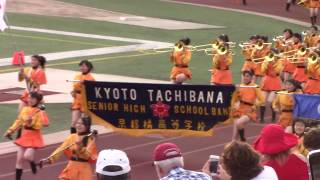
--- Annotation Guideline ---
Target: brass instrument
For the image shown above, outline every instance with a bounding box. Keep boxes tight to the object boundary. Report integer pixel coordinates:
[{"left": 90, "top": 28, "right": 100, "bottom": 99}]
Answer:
[
  {"left": 255, "top": 41, "right": 272, "bottom": 50},
  {"left": 205, "top": 45, "right": 234, "bottom": 56},
  {"left": 239, "top": 42, "right": 254, "bottom": 49},
  {"left": 194, "top": 40, "right": 220, "bottom": 52},
  {"left": 308, "top": 52, "right": 319, "bottom": 64},
  {"left": 153, "top": 42, "right": 185, "bottom": 53},
  {"left": 252, "top": 52, "right": 277, "bottom": 64}
]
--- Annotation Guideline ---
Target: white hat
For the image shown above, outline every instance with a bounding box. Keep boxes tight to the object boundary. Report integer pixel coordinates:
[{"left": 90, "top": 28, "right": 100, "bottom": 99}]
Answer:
[{"left": 96, "top": 149, "right": 131, "bottom": 176}]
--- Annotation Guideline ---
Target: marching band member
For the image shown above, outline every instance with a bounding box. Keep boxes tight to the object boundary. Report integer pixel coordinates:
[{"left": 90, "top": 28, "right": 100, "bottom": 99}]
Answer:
[
  {"left": 303, "top": 26, "right": 319, "bottom": 47},
  {"left": 272, "top": 79, "right": 302, "bottom": 129},
  {"left": 251, "top": 36, "right": 271, "bottom": 82},
  {"left": 18, "top": 55, "right": 47, "bottom": 112},
  {"left": 40, "top": 116, "right": 97, "bottom": 180},
  {"left": 292, "top": 46, "right": 308, "bottom": 85},
  {"left": 3, "top": 92, "right": 49, "bottom": 180},
  {"left": 283, "top": 33, "right": 302, "bottom": 82},
  {"left": 71, "top": 60, "right": 95, "bottom": 134},
  {"left": 170, "top": 37, "right": 192, "bottom": 85},
  {"left": 259, "top": 50, "right": 283, "bottom": 123},
  {"left": 304, "top": 50, "right": 320, "bottom": 94},
  {"left": 210, "top": 35, "right": 233, "bottom": 85},
  {"left": 231, "top": 70, "right": 265, "bottom": 142},
  {"left": 241, "top": 35, "right": 258, "bottom": 80}
]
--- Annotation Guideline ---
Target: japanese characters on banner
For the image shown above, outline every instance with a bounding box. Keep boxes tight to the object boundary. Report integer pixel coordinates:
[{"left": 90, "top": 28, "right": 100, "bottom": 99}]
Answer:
[{"left": 83, "top": 81, "right": 236, "bottom": 136}]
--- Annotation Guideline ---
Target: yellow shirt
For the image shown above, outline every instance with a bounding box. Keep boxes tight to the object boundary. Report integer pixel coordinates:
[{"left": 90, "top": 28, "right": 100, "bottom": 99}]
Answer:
[
  {"left": 8, "top": 106, "right": 45, "bottom": 132},
  {"left": 49, "top": 134, "right": 97, "bottom": 164}
]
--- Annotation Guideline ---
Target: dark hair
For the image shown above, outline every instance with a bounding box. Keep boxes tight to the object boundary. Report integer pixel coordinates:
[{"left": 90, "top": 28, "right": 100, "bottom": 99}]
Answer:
[
  {"left": 79, "top": 116, "right": 92, "bottom": 146},
  {"left": 311, "top": 25, "right": 318, "bottom": 31},
  {"left": 249, "top": 35, "right": 259, "bottom": 40},
  {"left": 292, "top": 119, "right": 306, "bottom": 137},
  {"left": 79, "top": 60, "right": 93, "bottom": 73},
  {"left": 242, "top": 70, "right": 254, "bottom": 77},
  {"left": 222, "top": 141, "right": 263, "bottom": 180},
  {"left": 97, "top": 166, "right": 130, "bottom": 180},
  {"left": 179, "top": 37, "right": 191, "bottom": 46},
  {"left": 29, "top": 92, "right": 43, "bottom": 103},
  {"left": 304, "top": 127, "right": 320, "bottom": 150},
  {"left": 283, "top": 29, "right": 293, "bottom": 36},
  {"left": 218, "top": 34, "right": 229, "bottom": 43},
  {"left": 260, "top": 36, "right": 268, "bottom": 43},
  {"left": 32, "top": 55, "right": 46, "bottom": 69},
  {"left": 293, "top": 33, "right": 302, "bottom": 42},
  {"left": 285, "top": 79, "right": 302, "bottom": 92}
]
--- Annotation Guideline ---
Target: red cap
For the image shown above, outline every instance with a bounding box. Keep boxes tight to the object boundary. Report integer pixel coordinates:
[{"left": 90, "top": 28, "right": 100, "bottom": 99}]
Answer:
[
  {"left": 253, "top": 124, "right": 298, "bottom": 155},
  {"left": 153, "top": 143, "right": 182, "bottom": 161}
]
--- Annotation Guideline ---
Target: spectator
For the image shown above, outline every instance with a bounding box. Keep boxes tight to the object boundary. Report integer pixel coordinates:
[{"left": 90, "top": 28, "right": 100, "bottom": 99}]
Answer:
[
  {"left": 202, "top": 141, "right": 278, "bottom": 180},
  {"left": 254, "top": 124, "right": 309, "bottom": 180},
  {"left": 290, "top": 120, "right": 309, "bottom": 157},
  {"left": 303, "top": 126, "right": 320, "bottom": 151},
  {"left": 153, "top": 142, "right": 211, "bottom": 180},
  {"left": 96, "top": 149, "right": 131, "bottom": 180}
]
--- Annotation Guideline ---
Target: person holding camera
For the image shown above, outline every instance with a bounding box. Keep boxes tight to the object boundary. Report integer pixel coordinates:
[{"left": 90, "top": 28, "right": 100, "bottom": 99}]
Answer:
[{"left": 202, "top": 141, "right": 277, "bottom": 180}]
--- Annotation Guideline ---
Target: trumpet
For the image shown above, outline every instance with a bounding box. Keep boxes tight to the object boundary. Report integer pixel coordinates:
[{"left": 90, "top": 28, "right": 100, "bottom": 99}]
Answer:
[
  {"left": 308, "top": 52, "right": 320, "bottom": 64},
  {"left": 254, "top": 41, "right": 272, "bottom": 50},
  {"left": 239, "top": 42, "right": 254, "bottom": 49},
  {"left": 194, "top": 40, "right": 220, "bottom": 51},
  {"left": 252, "top": 52, "right": 277, "bottom": 64},
  {"left": 205, "top": 45, "right": 234, "bottom": 56},
  {"left": 153, "top": 42, "right": 185, "bottom": 53}
]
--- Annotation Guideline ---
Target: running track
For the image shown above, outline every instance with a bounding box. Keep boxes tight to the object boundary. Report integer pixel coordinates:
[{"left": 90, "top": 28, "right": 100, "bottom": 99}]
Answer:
[{"left": 0, "top": 123, "right": 266, "bottom": 180}]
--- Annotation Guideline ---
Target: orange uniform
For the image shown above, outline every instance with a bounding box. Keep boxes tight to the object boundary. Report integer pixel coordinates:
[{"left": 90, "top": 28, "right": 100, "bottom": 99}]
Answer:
[
  {"left": 71, "top": 73, "right": 95, "bottom": 111},
  {"left": 304, "top": 34, "right": 319, "bottom": 47},
  {"left": 251, "top": 46, "right": 270, "bottom": 77},
  {"left": 231, "top": 83, "right": 265, "bottom": 122},
  {"left": 282, "top": 43, "right": 301, "bottom": 74},
  {"left": 241, "top": 47, "right": 256, "bottom": 73},
  {"left": 211, "top": 53, "right": 232, "bottom": 84},
  {"left": 309, "top": 0, "right": 320, "bottom": 8},
  {"left": 272, "top": 91, "right": 301, "bottom": 128},
  {"left": 260, "top": 59, "right": 283, "bottom": 91},
  {"left": 6, "top": 106, "right": 49, "bottom": 148},
  {"left": 170, "top": 48, "right": 192, "bottom": 80},
  {"left": 292, "top": 54, "right": 308, "bottom": 83},
  {"left": 304, "top": 63, "right": 320, "bottom": 94},
  {"left": 19, "top": 67, "right": 47, "bottom": 103},
  {"left": 48, "top": 134, "right": 97, "bottom": 180}
]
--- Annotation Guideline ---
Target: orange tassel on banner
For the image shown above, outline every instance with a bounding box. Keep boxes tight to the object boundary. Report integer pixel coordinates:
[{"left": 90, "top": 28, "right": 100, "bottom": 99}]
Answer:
[{"left": 12, "top": 51, "right": 25, "bottom": 65}]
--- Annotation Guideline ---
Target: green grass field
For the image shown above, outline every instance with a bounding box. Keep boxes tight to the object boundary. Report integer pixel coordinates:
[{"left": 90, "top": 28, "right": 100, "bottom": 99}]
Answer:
[{"left": 0, "top": 0, "right": 306, "bottom": 141}]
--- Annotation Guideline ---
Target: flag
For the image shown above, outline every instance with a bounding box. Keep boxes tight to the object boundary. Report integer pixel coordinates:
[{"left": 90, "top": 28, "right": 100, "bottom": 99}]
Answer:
[
  {"left": 0, "top": 0, "right": 7, "bottom": 31},
  {"left": 83, "top": 81, "right": 236, "bottom": 137},
  {"left": 294, "top": 94, "right": 320, "bottom": 120}
]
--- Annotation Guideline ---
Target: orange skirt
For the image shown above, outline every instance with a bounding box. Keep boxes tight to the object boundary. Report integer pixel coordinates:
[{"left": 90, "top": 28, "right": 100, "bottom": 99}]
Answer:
[
  {"left": 283, "top": 60, "right": 296, "bottom": 74},
  {"left": 261, "top": 75, "right": 282, "bottom": 91},
  {"left": 278, "top": 112, "right": 293, "bottom": 128},
  {"left": 304, "top": 78, "right": 320, "bottom": 94},
  {"left": 232, "top": 104, "right": 257, "bottom": 122},
  {"left": 293, "top": 67, "right": 308, "bottom": 83},
  {"left": 59, "top": 161, "right": 93, "bottom": 180},
  {"left": 14, "top": 129, "right": 44, "bottom": 148},
  {"left": 254, "top": 63, "right": 263, "bottom": 77},
  {"left": 242, "top": 60, "right": 256, "bottom": 73},
  {"left": 211, "top": 69, "right": 232, "bottom": 84},
  {"left": 170, "top": 67, "right": 192, "bottom": 80},
  {"left": 309, "top": 0, "right": 320, "bottom": 8}
]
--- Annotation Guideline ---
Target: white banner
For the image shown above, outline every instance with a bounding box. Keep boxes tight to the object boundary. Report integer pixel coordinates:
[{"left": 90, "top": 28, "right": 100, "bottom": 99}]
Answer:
[{"left": 0, "top": 0, "right": 7, "bottom": 31}]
